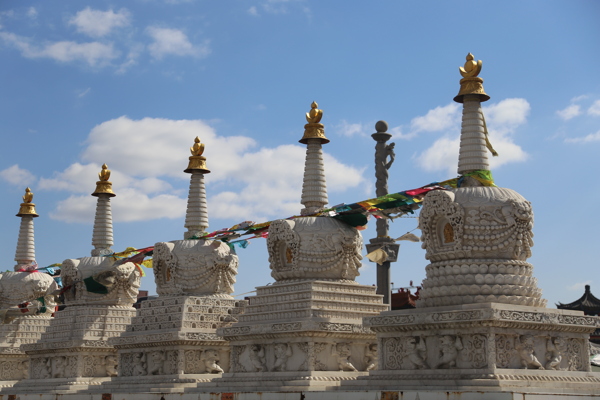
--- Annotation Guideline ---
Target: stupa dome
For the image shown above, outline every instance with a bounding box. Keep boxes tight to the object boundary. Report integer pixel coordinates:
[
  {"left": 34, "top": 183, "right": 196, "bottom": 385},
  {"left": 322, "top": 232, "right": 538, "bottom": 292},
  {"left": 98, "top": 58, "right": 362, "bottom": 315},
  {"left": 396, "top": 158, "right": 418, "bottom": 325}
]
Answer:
[
  {"left": 417, "top": 186, "right": 546, "bottom": 308},
  {"left": 267, "top": 217, "right": 363, "bottom": 282}
]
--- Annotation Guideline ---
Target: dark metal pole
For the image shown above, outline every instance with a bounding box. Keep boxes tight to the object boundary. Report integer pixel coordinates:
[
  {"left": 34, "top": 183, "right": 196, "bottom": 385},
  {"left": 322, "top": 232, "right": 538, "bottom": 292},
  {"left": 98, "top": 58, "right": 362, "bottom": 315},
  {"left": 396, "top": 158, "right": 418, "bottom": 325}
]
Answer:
[{"left": 366, "top": 121, "right": 399, "bottom": 306}]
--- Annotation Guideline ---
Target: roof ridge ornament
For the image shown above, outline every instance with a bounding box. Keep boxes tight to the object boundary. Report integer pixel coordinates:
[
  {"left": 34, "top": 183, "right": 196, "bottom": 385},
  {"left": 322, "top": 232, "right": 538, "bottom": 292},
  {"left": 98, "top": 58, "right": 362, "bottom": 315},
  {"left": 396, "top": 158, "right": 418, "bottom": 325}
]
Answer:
[{"left": 454, "top": 53, "right": 490, "bottom": 103}]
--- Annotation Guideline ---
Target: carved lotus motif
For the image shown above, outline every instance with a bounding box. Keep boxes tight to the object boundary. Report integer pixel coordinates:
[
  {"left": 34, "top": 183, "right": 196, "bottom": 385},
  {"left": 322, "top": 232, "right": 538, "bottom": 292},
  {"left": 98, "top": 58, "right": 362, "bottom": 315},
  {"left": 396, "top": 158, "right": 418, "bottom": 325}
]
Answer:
[
  {"left": 153, "top": 239, "right": 238, "bottom": 297},
  {"left": 267, "top": 217, "right": 363, "bottom": 282}
]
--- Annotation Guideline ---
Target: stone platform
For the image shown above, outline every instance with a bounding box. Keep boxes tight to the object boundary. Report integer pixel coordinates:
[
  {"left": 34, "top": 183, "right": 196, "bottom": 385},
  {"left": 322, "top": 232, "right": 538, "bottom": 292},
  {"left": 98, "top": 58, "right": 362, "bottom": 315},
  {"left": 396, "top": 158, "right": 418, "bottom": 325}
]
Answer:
[
  {"left": 103, "top": 295, "right": 246, "bottom": 393},
  {"left": 215, "top": 279, "right": 388, "bottom": 391},
  {"left": 341, "top": 302, "right": 600, "bottom": 395}
]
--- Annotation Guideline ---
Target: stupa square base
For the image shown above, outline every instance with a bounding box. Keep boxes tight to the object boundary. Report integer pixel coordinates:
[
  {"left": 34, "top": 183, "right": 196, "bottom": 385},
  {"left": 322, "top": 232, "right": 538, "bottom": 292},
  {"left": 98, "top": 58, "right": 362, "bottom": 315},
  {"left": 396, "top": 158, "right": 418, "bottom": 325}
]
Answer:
[{"left": 353, "top": 302, "right": 600, "bottom": 395}]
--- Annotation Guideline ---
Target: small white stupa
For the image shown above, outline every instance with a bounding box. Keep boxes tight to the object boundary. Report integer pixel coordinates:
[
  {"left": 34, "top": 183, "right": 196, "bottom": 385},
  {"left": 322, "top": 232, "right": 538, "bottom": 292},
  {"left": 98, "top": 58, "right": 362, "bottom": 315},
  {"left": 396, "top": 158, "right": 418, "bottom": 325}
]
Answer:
[
  {"left": 107, "top": 137, "right": 245, "bottom": 393},
  {"left": 216, "top": 102, "right": 387, "bottom": 392},
  {"left": 352, "top": 53, "right": 600, "bottom": 397},
  {"left": 16, "top": 164, "right": 141, "bottom": 394},
  {"left": 0, "top": 189, "right": 57, "bottom": 388}
]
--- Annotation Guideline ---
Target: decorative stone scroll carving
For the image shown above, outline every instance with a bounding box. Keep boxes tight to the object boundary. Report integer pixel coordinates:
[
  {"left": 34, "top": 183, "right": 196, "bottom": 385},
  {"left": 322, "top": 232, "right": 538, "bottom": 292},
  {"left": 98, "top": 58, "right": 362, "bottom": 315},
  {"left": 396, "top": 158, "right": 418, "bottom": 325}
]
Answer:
[
  {"left": 0, "top": 271, "right": 58, "bottom": 315},
  {"left": 383, "top": 336, "right": 428, "bottom": 370},
  {"left": 267, "top": 217, "right": 363, "bottom": 281}
]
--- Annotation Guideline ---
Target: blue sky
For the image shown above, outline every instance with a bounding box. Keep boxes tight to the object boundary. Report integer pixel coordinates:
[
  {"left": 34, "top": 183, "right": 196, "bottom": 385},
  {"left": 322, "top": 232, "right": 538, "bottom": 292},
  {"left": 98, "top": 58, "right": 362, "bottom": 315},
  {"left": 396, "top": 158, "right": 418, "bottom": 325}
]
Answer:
[{"left": 0, "top": 1, "right": 599, "bottom": 306}]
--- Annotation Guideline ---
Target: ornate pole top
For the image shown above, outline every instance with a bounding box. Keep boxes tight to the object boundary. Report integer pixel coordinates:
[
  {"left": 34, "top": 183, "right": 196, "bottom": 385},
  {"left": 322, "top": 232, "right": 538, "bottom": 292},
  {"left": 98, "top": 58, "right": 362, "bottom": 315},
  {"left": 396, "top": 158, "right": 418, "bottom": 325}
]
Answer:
[
  {"left": 184, "top": 136, "right": 211, "bottom": 174},
  {"left": 454, "top": 53, "right": 490, "bottom": 103},
  {"left": 92, "top": 163, "right": 116, "bottom": 197},
  {"left": 16, "top": 187, "right": 39, "bottom": 217},
  {"left": 300, "top": 101, "right": 329, "bottom": 144}
]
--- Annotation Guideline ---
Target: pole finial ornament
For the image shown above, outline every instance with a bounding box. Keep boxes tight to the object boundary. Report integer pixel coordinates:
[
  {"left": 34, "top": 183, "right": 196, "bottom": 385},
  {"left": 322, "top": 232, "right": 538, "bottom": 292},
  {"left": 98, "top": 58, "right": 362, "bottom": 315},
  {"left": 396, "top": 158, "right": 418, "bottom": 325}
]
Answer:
[
  {"left": 17, "top": 187, "right": 39, "bottom": 217},
  {"left": 185, "top": 137, "right": 210, "bottom": 174},
  {"left": 300, "top": 101, "right": 329, "bottom": 144},
  {"left": 92, "top": 163, "right": 116, "bottom": 197},
  {"left": 454, "top": 53, "right": 490, "bottom": 103}
]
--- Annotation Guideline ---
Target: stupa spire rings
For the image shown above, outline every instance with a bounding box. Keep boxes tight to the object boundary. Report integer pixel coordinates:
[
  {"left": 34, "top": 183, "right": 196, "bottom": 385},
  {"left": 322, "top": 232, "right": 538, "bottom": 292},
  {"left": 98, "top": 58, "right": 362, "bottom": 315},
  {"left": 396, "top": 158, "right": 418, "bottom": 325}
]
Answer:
[
  {"left": 300, "top": 101, "right": 329, "bottom": 144},
  {"left": 185, "top": 136, "right": 210, "bottom": 174},
  {"left": 454, "top": 53, "right": 490, "bottom": 103},
  {"left": 92, "top": 163, "right": 116, "bottom": 197},
  {"left": 16, "top": 187, "right": 39, "bottom": 217}
]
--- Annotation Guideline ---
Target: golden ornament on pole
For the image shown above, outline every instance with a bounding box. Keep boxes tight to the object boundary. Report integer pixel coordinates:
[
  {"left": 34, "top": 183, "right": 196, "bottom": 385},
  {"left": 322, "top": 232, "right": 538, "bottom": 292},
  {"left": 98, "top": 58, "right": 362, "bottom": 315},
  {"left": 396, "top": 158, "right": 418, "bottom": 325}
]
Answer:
[
  {"left": 16, "top": 187, "right": 39, "bottom": 217},
  {"left": 184, "top": 136, "right": 211, "bottom": 174},
  {"left": 299, "top": 101, "right": 329, "bottom": 144},
  {"left": 92, "top": 163, "right": 116, "bottom": 197},
  {"left": 454, "top": 53, "right": 490, "bottom": 103}
]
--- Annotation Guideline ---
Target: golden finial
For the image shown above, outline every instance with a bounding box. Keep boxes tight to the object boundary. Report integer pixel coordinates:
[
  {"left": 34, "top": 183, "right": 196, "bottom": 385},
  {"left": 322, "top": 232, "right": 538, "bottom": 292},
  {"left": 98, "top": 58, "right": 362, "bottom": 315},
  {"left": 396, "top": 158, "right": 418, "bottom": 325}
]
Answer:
[
  {"left": 459, "top": 53, "right": 482, "bottom": 78},
  {"left": 98, "top": 163, "right": 111, "bottom": 181},
  {"left": 305, "top": 101, "right": 323, "bottom": 124},
  {"left": 454, "top": 52, "right": 490, "bottom": 103},
  {"left": 190, "top": 136, "right": 205, "bottom": 157},
  {"left": 184, "top": 137, "right": 210, "bottom": 174},
  {"left": 17, "top": 187, "right": 39, "bottom": 217},
  {"left": 92, "top": 163, "right": 116, "bottom": 197},
  {"left": 299, "top": 101, "right": 329, "bottom": 144}
]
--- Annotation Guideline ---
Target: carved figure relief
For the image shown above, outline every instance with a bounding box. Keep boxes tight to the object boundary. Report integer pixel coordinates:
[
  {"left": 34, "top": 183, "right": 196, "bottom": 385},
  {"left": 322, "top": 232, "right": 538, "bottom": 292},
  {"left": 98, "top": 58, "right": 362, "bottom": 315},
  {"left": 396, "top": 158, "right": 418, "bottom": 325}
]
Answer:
[
  {"left": 21, "top": 360, "right": 29, "bottom": 379},
  {"left": 272, "top": 343, "right": 292, "bottom": 372},
  {"left": 364, "top": 344, "right": 377, "bottom": 371},
  {"left": 0, "top": 271, "right": 58, "bottom": 315},
  {"left": 148, "top": 351, "right": 165, "bottom": 375},
  {"left": 434, "top": 335, "right": 463, "bottom": 369},
  {"left": 105, "top": 355, "right": 118, "bottom": 377},
  {"left": 332, "top": 343, "right": 357, "bottom": 371},
  {"left": 249, "top": 345, "right": 266, "bottom": 372},
  {"left": 132, "top": 352, "right": 147, "bottom": 376},
  {"left": 515, "top": 335, "right": 544, "bottom": 369},
  {"left": 545, "top": 337, "right": 565, "bottom": 370},
  {"left": 201, "top": 349, "right": 224, "bottom": 373},
  {"left": 52, "top": 356, "right": 66, "bottom": 378}
]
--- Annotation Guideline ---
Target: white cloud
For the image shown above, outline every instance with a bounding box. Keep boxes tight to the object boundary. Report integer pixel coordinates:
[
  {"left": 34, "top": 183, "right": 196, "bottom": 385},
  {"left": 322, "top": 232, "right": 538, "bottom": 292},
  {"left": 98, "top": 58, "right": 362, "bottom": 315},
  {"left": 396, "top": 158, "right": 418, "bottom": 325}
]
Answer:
[
  {"left": 26, "top": 7, "right": 38, "bottom": 19},
  {"left": 0, "top": 164, "right": 36, "bottom": 186},
  {"left": 0, "top": 31, "right": 118, "bottom": 67},
  {"left": 410, "top": 103, "right": 461, "bottom": 134},
  {"left": 335, "top": 120, "right": 368, "bottom": 137},
  {"left": 556, "top": 104, "right": 581, "bottom": 121},
  {"left": 415, "top": 98, "right": 530, "bottom": 175},
  {"left": 565, "top": 130, "right": 600, "bottom": 144},
  {"left": 43, "top": 117, "right": 366, "bottom": 224},
  {"left": 248, "top": 6, "right": 259, "bottom": 16},
  {"left": 68, "top": 7, "right": 130, "bottom": 38},
  {"left": 50, "top": 189, "right": 185, "bottom": 223},
  {"left": 588, "top": 100, "right": 600, "bottom": 116},
  {"left": 146, "top": 27, "right": 210, "bottom": 60},
  {"left": 78, "top": 87, "right": 91, "bottom": 98},
  {"left": 567, "top": 280, "right": 592, "bottom": 292}
]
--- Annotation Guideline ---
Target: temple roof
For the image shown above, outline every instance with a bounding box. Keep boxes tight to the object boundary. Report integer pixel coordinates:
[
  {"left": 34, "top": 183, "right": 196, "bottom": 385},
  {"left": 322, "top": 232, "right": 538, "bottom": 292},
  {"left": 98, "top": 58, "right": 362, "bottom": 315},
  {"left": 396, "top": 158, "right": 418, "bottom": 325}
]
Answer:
[{"left": 557, "top": 285, "right": 600, "bottom": 316}]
